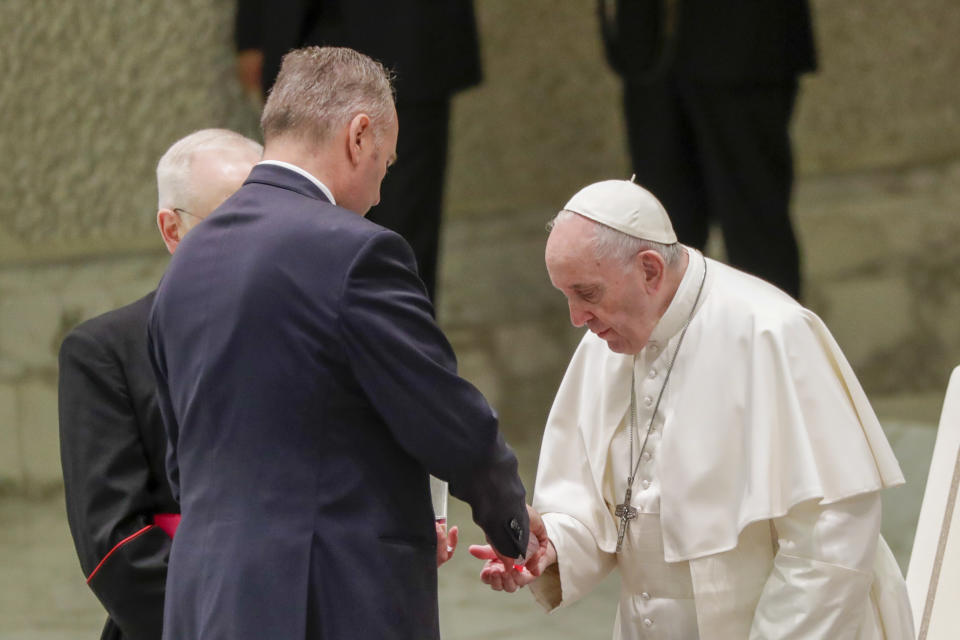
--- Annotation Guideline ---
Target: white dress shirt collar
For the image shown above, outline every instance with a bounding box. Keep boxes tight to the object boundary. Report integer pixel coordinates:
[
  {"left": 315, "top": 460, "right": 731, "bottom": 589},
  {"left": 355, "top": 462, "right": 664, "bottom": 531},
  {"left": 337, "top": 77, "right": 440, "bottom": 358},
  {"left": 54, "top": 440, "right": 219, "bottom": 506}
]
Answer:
[{"left": 257, "top": 160, "right": 336, "bottom": 205}]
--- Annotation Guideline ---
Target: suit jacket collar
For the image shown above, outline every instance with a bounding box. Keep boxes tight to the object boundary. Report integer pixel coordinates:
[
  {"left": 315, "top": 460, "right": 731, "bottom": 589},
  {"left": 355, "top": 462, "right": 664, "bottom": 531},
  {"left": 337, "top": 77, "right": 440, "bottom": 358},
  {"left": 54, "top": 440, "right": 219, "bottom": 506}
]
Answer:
[{"left": 242, "top": 163, "right": 332, "bottom": 204}]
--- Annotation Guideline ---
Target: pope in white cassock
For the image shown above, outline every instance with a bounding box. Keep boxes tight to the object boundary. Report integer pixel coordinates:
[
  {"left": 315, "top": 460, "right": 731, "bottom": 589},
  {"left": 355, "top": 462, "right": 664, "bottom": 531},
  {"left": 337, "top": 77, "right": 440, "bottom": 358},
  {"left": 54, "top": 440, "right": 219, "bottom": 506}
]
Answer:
[{"left": 470, "top": 180, "right": 914, "bottom": 639}]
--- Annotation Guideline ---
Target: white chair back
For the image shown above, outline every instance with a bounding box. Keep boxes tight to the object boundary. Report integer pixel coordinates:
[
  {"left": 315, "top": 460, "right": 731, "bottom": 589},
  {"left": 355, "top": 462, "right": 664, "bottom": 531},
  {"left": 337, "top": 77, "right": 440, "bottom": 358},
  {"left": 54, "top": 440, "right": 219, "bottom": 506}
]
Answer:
[{"left": 906, "top": 366, "right": 960, "bottom": 639}]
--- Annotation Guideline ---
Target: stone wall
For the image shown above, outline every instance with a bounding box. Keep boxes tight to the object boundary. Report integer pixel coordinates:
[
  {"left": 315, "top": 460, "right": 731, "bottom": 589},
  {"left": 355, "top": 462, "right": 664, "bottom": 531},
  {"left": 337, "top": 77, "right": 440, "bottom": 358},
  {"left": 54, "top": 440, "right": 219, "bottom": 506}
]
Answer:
[
  {"left": 2, "top": 0, "right": 959, "bottom": 499},
  {"left": 0, "top": 0, "right": 260, "bottom": 266},
  {"left": 795, "top": 1, "right": 960, "bottom": 173},
  {"left": 0, "top": 256, "right": 169, "bottom": 492}
]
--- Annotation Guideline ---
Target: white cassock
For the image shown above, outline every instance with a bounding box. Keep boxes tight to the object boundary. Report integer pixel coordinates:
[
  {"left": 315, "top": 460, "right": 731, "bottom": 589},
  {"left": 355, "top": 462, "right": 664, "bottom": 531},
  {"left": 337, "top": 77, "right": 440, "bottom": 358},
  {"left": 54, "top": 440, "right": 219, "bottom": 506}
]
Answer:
[{"left": 530, "top": 248, "right": 914, "bottom": 639}]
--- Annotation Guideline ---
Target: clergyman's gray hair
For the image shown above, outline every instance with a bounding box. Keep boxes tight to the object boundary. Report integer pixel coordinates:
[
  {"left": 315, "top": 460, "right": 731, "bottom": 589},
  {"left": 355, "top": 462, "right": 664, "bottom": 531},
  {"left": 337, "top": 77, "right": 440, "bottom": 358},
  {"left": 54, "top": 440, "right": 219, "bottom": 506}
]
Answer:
[
  {"left": 547, "top": 210, "right": 685, "bottom": 268},
  {"left": 156, "top": 128, "right": 263, "bottom": 210},
  {"left": 261, "top": 46, "right": 395, "bottom": 146}
]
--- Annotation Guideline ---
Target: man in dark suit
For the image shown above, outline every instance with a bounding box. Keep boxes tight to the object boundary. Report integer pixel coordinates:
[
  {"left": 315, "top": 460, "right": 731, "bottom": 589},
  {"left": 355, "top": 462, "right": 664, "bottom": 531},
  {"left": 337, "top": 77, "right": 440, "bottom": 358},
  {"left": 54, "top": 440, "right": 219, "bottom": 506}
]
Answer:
[
  {"left": 148, "top": 47, "right": 535, "bottom": 640},
  {"left": 600, "top": 0, "right": 817, "bottom": 299},
  {"left": 58, "top": 129, "right": 263, "bottom": 640},
  {"left": 234, "top": 0, "right": 482, "bottom": 302}
]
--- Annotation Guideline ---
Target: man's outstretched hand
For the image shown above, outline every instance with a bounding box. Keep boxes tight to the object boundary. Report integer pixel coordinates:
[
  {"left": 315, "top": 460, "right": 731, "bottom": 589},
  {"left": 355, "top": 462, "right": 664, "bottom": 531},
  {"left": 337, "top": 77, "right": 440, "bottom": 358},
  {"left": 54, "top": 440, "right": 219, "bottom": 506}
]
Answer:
[{"left": 468, "top": 504, "right": 556, "bottom": 593}]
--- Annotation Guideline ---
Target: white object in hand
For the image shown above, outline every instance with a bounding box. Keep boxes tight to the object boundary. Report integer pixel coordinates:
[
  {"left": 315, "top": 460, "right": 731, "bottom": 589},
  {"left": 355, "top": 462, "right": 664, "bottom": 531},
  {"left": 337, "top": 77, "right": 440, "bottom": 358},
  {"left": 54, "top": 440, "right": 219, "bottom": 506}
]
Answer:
[{"left": 430, "top": 476, "right": 448, "bottom": 524}]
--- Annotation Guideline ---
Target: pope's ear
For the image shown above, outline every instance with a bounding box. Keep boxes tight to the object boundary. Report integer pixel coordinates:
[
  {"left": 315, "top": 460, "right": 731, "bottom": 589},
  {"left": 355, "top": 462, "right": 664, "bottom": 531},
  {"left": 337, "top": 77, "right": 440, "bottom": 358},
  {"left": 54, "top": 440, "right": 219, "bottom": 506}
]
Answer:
[{"left": 636, "top": 250, "right": 667, "bottom": 289}]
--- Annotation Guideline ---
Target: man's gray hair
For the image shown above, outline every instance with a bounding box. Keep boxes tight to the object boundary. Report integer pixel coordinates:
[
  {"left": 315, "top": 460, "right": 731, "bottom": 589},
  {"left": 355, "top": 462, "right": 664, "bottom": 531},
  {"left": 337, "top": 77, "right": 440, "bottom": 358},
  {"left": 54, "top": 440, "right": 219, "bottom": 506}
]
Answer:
[
  {"left": 261, "top": 46, "right": 395, "bottom": 146},
  {"left": 156, "top": 128, "right": 263, "bottom": 210},
  {"left": 548, "top": 210, "right": 685, "bottom": 268}
]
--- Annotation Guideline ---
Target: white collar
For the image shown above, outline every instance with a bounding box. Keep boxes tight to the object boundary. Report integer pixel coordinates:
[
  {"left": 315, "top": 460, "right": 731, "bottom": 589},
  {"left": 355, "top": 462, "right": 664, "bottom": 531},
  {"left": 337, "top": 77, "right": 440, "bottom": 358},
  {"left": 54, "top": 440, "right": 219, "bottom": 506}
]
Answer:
[
  {"left": 646, "top": 246, "right": 707, "bottom": 351},
  {"left": 257, "top": 160, "right": 337, "bottom": 205}
]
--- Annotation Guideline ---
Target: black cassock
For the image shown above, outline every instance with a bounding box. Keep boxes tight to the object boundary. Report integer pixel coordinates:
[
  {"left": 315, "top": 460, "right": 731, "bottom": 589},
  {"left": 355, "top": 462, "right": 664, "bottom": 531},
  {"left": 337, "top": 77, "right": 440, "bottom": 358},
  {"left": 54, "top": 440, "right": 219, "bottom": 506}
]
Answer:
[{"left": 59, "top": 291, "right": 178, "bottom": 640}]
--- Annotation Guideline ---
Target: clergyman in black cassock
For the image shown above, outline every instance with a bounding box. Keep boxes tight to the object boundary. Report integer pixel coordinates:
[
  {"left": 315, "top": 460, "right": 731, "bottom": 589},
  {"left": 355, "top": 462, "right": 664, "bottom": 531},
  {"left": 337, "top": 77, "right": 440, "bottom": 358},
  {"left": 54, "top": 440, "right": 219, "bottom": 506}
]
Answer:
[{"left": 58, "top": 129, "right": 262, "bottom": 640}]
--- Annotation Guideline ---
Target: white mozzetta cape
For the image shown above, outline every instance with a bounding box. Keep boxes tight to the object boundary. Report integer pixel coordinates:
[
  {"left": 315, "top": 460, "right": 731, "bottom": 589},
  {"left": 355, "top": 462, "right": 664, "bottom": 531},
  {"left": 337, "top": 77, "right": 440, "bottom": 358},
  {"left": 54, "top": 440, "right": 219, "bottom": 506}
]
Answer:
[
  {"left": 535, "top": 253, "right": 903, "bottom": 561},
  {"left": 532, "top": 251, "right": 912, "bottom": 637}
]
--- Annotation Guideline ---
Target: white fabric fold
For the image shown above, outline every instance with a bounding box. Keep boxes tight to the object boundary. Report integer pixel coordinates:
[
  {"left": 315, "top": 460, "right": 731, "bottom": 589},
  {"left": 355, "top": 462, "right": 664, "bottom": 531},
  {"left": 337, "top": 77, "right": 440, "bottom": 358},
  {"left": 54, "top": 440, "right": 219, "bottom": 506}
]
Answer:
[
  {"left": 534, "top": 250, "right": 904, "bottom": 563},
  {"left": 531, "top": 248, "right": 914, "bottom": 638}
]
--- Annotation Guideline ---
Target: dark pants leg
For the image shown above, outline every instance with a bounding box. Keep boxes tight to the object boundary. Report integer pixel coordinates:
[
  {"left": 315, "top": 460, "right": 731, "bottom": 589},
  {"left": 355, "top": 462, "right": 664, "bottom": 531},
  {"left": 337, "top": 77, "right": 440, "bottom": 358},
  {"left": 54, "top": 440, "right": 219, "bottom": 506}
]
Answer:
[
  {"left": 623, "top": 78, "right": 712, "bottom": 250},
  {"left": 623, "top": 77, "right": 801, "bottom": 299},
  {"left": 684, "top": 80, "right": 801, "bottom": 299},
  {"left": 367, "top": 100, "right": 451, "bottom": 302}
]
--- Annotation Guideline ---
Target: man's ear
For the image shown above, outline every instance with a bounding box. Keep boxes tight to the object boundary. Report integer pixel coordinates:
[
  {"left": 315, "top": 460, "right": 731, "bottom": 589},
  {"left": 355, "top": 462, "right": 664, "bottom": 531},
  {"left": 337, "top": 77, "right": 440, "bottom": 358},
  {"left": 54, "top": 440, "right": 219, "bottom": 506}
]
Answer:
[
  {"left": 346, "top": 113, "right": 372, "bottom": 166},
  {"left": 157, "top": 209, "right": 182, "bottom": 255},
  {"left": 636, "top": 250, "right": 666, "bottom": 291}
]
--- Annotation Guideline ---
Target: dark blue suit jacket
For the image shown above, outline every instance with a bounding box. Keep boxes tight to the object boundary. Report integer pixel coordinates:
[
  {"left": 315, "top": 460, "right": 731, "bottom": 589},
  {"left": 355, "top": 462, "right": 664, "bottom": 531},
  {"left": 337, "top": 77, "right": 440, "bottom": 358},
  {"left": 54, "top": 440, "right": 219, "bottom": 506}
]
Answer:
[{"left": 148, "top": 164, "right": 528, "bottom": 639}]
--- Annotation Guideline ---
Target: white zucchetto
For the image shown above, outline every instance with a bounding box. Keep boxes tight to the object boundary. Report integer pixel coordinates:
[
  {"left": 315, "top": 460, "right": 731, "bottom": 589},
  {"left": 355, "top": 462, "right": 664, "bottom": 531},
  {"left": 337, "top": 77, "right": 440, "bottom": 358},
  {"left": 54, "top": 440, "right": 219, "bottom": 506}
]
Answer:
[{"left": 563, "top": 179, "right": 678, "bottom": 244}]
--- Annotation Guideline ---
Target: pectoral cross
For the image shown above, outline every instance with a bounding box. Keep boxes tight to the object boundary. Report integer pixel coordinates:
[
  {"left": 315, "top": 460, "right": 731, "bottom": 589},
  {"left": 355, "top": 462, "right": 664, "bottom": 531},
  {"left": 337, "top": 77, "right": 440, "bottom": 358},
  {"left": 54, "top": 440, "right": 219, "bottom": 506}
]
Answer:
[{"left": 615, "top": 485, "right": 638, "bottom": 553}]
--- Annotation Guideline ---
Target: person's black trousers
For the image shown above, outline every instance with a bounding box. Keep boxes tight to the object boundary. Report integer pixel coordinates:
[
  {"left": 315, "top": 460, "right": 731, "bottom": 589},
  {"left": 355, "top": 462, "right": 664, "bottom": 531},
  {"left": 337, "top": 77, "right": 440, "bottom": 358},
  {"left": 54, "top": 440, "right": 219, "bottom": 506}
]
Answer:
[
  {"left": 623, "top": 77, "right": 801, "bottom": 299},
  {"left": 367, "top": 100, "right": 451, "bottom": 304}
]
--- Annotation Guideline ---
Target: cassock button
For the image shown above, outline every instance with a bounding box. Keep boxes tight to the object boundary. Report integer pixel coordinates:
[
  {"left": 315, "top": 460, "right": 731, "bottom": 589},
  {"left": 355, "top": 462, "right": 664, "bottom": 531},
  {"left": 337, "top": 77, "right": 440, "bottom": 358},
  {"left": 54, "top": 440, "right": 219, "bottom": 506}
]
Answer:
[
  {"left": 643, "top": 617, "right": 653, "bottom": 627},
  {"left": 641, "top": 479, "right": 650, "bottom": 489},
  {"left": 642, "top": 452, "right": 651, "bottom": 461},
  {"left": 649, "top": 345, "right": 659, "bottom": 354},
  {"left": 643, "top": 396, "right": 653, "bottom": 407},
  {"left": 648, "top": 369, "right": 657, "bottom": 379},
  {"left": 640, "top": 592, "right": 651, "bottom": 601}
]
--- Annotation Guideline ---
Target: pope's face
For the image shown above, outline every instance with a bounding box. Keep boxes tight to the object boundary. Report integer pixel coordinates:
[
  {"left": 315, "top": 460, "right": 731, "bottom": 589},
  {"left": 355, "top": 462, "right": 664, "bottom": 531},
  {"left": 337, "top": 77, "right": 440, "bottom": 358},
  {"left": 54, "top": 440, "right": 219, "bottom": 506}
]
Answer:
[{"left": 545, "top": 215, "right": 661, "bottom": 355}]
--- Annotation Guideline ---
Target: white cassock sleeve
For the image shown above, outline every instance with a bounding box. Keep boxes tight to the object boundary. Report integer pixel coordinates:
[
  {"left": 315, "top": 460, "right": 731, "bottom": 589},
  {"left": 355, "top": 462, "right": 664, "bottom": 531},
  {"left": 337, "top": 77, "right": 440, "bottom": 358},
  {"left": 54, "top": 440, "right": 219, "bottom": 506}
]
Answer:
[
  {"left": 749, "top": 492, "right": 880, "bottom": 639},
  {"left": 530, "top": 512, "right": 617, "bottom": 612}
]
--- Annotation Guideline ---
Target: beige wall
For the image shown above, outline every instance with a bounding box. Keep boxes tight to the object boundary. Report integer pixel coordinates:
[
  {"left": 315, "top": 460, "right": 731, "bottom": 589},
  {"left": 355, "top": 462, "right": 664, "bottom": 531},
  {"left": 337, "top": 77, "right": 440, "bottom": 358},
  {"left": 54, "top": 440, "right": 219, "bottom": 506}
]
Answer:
[
  {"left": 0, "top": 0, "right": 259, "bottom": 265},
  {"left": 796, "top": 1, "right": 960, "bottom": 173},
  {"left": 1, "top": 0, "right": 959, "bottom": 490}
]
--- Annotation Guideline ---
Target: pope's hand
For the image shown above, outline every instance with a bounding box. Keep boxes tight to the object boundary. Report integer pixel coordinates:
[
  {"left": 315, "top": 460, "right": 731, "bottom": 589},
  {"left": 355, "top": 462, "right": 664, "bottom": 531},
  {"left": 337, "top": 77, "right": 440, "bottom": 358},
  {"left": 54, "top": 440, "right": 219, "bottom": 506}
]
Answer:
[
  {"left": 436, "top": 522, "right": 459, "bottom": 567},
  {"left": 468, "top": 504, "right": 555, "bottom": 593},
  {"left": 526, "top": 503, "right": 550, "bottom": 569}
]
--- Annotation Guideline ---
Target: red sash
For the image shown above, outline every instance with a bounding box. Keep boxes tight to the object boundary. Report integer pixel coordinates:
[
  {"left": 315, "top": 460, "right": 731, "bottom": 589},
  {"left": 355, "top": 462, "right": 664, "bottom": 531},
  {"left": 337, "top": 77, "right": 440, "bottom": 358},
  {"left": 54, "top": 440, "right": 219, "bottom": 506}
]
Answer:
[{"left": 153, "top": 513, "right": 181, "bottom": 538}]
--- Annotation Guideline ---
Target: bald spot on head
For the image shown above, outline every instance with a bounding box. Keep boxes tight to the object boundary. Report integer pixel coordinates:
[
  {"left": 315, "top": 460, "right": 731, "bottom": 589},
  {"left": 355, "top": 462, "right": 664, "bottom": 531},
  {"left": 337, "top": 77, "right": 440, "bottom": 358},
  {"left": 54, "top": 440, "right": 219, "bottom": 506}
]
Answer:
[
  {"left": 183, "top": 146, "right": 260, "bottom": 227},
  {"left": 155, "top": 129, "right": 262, "bottom": 253}
]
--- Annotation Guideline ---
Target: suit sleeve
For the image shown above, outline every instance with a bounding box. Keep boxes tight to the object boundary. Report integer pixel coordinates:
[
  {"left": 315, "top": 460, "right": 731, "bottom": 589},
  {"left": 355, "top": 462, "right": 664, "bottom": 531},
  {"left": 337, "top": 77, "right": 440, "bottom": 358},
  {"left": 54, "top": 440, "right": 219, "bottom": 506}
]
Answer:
[
  {"left": 339, "top": 230, "right": 528, "bottom": 558},
  {"left": 58, "top": 330, "right": 171, "bottom": 640}
]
